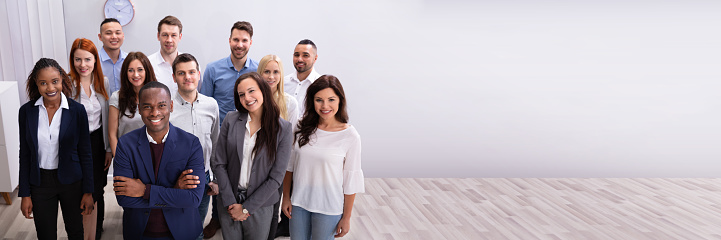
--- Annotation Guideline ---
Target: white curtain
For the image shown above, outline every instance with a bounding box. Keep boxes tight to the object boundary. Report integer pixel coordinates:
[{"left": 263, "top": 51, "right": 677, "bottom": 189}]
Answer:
[{"left": 0, "top": 0, "right": 68, "bottom": 104}]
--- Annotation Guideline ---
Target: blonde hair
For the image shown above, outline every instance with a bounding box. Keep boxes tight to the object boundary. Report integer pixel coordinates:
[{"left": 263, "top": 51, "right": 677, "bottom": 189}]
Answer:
[{"left": 258, "top": 54, "right": 289, "bottom": 120}]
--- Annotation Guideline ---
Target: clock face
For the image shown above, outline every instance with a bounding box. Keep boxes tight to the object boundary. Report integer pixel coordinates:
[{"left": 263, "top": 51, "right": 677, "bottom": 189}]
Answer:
[{"left": 104, "top": 0, "right": 134, "bottom": 26}]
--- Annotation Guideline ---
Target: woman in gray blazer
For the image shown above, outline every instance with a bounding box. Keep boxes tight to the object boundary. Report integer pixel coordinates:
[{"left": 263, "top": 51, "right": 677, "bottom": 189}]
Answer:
[
  {"left": 68, "top": 38, "right": 112, "bottom": 239},
  {"left": 211, "top": 72, "right": 293, "bottom": 240}
]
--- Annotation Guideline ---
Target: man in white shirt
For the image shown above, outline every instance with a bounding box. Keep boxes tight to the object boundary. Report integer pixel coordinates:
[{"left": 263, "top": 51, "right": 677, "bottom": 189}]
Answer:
[
  {"left": 168, "top": 53, "right": 220, "bottom": 240},
  {"left": 284, "top": 39, "right": 321, "bottom": 115},
  {"left": 149, "top": 15, "right": 184, "bottom": 95}
]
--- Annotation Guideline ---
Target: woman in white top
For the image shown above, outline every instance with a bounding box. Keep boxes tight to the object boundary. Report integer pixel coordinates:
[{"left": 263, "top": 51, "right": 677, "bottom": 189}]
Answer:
[
  {"left": 257, "top": 54, "right": 299, "bottom": 127},
  {"left": 282, "top": 75, "right": 364, "bottom": 240},
  {"left": 68, "top": 38, "right": 111, "bottom": 240},
  {"left": 108, "top": 52, "right": 157, "bottom": 158}
]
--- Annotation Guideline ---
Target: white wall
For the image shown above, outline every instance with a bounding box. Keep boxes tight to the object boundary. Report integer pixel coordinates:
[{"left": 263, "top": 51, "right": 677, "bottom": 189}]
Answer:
[{"left": 63, "top": 0, "right": 721, "bottom": 177}]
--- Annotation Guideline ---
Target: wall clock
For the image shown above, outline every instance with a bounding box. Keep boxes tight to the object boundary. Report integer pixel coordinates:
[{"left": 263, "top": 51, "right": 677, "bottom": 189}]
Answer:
[{"left": 104, "top": 0, "right": 134, "bottom": 26}]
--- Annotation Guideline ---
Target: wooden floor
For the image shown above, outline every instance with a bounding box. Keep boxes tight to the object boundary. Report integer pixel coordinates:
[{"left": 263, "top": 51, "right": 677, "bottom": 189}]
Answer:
[{"left": 2, "top": 178, "right": 721, "bottom": 239}]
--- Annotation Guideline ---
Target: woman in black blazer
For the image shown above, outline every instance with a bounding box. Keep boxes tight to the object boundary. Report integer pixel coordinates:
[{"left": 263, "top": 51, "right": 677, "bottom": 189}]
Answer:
[
  {"left": 18, "top": 58, "right": 95, "bottom": 240},
  {"left": 211, "top": 72, "right": 293, "bottom": 240}
]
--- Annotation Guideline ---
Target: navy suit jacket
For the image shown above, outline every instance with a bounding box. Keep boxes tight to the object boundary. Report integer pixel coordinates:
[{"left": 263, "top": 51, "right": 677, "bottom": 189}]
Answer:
[
  {"left": 18, "top": 97, "right": 93, "bottom": 197},
  {"left": 113, "top": 123, "right": 205, "bottom": 240}
]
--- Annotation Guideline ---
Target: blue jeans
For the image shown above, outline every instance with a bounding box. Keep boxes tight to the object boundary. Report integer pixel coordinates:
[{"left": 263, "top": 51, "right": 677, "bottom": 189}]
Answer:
[
  {"left": 289, "top": 205, "right": 342, "bottom": 240},
  {"left": 196, "top": 171, "right": 211, "bottom": 240}
]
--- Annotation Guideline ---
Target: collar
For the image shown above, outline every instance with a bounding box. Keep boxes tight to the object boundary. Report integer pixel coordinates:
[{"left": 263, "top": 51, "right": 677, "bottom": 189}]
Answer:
[
  {"left": 35, "top": 92, "right": 70, "bottom": 110},
  {"left": 174, "top": 90, "right": 200, "bottom": 105},
  {"left": 245, "top": 113, "right": 261, "bottom": 134},
  {"left": 99, "top": 47, "right": 126, "bottom": 62},
  {"left": 292, "top": 68, "right": 320, "bottom": 82},
  {"left": 225, "top": 55, "right": 252, "bottom": 72},
  {"left": 154, "top": 50, "right": 182, "bottom": 64},
  {"left": 146, "top": 127, "right": 170, "bottom": 144}
]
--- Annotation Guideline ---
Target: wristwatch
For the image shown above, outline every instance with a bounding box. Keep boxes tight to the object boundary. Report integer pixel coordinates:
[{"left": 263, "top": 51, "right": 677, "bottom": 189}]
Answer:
[{"left": 242, "top": 208, "right": 248, "bottom": 214}]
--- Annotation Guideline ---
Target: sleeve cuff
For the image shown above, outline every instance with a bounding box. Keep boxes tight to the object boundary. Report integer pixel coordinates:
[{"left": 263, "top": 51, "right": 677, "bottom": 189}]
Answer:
[{"left": 342, "top": 170, "right": 365, "bottom": 194}]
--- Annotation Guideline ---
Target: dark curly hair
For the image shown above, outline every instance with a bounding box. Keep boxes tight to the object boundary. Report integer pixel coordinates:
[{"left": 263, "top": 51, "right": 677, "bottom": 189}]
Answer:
[
  {"left": 118, "top": 52, "right": 157, "bottom": 118},
  {"left": 26, "top": 58, "right": 72, "bottom": 102},
  {"left": 295, "top": 75, "right": 348, "bottom": 148}
]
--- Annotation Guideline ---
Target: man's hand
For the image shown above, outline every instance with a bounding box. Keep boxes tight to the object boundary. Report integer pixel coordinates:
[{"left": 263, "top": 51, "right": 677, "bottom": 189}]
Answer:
[
  {"left": 80, "top": 193, "right": 94, "bottom": 215},
  {"left": 228, "top": 203, "right": 249, "bottom": 221},
  {"left": 20, "top": 197, "right": 33, "bottom": 219},
  {"left": 113, "top": 176, "right": 146, "bottom": 197},
  {"left": 174, "top": 169, "right": 200, "bottom": 189},
  {"left": 207, "top": 181, "right": 219, "bottom": 195},
  {"left": 104, "top": 152, "right": 113, "bottom": 171}
]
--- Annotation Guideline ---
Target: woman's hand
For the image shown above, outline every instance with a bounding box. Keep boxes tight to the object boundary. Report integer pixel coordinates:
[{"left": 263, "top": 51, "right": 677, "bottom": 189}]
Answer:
[
  {"left": 80, "top": 193, "right": 94, "bottom": 215},
  {"left": 104, "top": 152, "right": 113, "bottom": 170},
  {"left": 335, "top": 216, "right": 351, "bottom": 238},
  {"left": 228, "top": 204, "right": 249, "bottom": 221},
  {"left": 281, "top": 197, "right": 292, "bottom": 219},
  {"left": 20, "top": 197, "right": 33, "bottom": 219}
]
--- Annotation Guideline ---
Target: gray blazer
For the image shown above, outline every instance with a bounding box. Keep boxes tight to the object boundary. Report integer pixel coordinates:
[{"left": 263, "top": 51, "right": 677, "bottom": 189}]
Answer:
[
  {"left": 71, "top": 77, "right": 111, "bottom": 152},
  {"left": 211, "top": 111, "right": 293, "bottom": 214}
]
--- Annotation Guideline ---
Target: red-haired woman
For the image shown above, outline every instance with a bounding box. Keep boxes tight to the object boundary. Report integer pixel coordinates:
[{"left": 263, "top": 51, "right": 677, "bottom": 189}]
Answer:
[{"left": 68, "top": 38, "right": 111, "bottom": 239}]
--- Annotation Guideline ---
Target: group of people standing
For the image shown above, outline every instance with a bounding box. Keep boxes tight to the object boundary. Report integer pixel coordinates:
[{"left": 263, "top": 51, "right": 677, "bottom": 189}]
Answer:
[{"left": 17, "top": 15, "right": 364, "bottom": 240}]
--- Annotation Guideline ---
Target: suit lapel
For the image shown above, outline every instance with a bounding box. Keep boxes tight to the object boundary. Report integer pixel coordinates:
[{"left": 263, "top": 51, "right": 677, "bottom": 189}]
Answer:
[
  {"left": 158, "top": 125, "right": 177, "bottom": 181},
  {"left": 137, "top": 127, "right": 155, "bottom": 183},
  {"left": 58, "top": 106, "right": 72, "bottom": 143},
  {"left": 236, "top": 114, "right": 247, "bottom": 167}
]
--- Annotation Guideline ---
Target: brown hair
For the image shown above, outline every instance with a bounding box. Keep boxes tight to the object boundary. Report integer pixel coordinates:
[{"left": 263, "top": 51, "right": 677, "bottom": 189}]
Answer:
[
  {"left": 234, "top": 72, "right": 281, "bottom": 164},
  {"left": 230, "top": 21, "right": 253, "bottom": 38},
  {"left": 26, "top": 58, "right": 72, "bottom": 102},
  {"left": 295, "top": 75, "right": 349, "bottom": 148},
  {"left": 69, "top": 38, "right": 108, "bottom": 100},
  {"left": 119, "top": 52, "right": 157, "bottom": 118},
  {"left": 158, "top": 15, "right": 182, "bottom": 33}
]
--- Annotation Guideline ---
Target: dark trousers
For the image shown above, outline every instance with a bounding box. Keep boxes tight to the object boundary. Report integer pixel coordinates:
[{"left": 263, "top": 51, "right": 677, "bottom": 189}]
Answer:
[
  {"left": 90, "top": 128, "right": 108, "bottom": 234},
  {"left": 31, "top": 169, "right": 84, "bottom": 240}
]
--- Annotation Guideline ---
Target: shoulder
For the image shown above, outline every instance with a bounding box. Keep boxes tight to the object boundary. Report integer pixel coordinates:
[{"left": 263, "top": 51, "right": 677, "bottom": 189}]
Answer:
[
  {"left": 119, "top": 127, "right": 145, "bottom": 145},
  {"left": 19, "top": 100, "right": 36, "bottom": 113},
  {"left": 279, "top": 117, "right": 291, "bottom": 130},
  {"left": 67, "top": 97, "right": 85, "bottom": 112},
  {"left": 147, "top": 51, "right": 161, "bottom": 64},
  {"left": 198, "top": 93, "right": 219, "bottom": 107},
  {"left": 344, "top": 125, "right": 361, "bottom": 141},
  {"left": 170, "top": 125, "right": 201, "bottom": 147},
  {"left": 171, "top": 124, "right": 195, "bottom": 140},
  {"left": 206, "top": 57, "right": 227, "bottom": 68}
]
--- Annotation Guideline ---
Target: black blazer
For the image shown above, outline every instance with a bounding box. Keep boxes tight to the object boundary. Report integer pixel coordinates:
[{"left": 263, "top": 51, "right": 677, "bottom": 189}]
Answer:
[{"left": 18, "top": 96, "right": 93, "bottom": 197}]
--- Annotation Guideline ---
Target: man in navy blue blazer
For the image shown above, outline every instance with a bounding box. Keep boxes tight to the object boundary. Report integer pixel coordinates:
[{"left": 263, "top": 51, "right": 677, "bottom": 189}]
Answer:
[{"left": 113, "top": 81, "right": 205, "bottom": 240}]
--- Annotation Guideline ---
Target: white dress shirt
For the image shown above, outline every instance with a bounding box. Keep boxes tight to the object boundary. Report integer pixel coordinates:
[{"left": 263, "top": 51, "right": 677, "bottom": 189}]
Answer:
[
  {"left": 239, "top": 114, "right": 260, "bottom": 189},
  {"left": 36, "top": 93, "right": 70, "bottom": 170},
  {"left": 170, "top": 91, "right": 220, "bottom": 175},
  {"left": 79, "top": 84, "right": 102, "bottom": 132},
  {"left": 149, "top": 51, "right": 179, "bottom": 95},
  {"left": 284, "top": 69, "right": 321, "bottom": 115},
  {"left": 146, "top": 127, "right": 169, "bottom": 144},
  {"left": 286, "top": 125, "right": 364, "bottom": 215},
  {"left": 283, "top": 92, "right": 299, "bottom": 129}
]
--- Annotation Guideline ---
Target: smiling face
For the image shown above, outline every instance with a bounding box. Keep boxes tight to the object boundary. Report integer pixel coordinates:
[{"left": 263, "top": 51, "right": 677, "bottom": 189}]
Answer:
[
  {"left": 99, "top": 21, "right": 124, "bottom": 51},
  {"left": 173, "top": 61, "right": 199, "bottom": 94},
  {"left": 229, "top": 29, "right": 252, "bottom": 62},
  {"left": 261, "top": 60, "right": 281, "bottom": 93},
  {"left": 314, "top": 88, "right": 340, "bottom": 121},
  {"left": 157, "top": 24, "right": 182, "bottom": 56},
  {"left": 126, "top": 59, "right": 146, "bottom": 88},
  {"left": 293, "top": 44, "right": 317, "bottom": 73},
  {"left": 36, "top": 67, "right": 63, "bottom": 102},
  {"left": 73, "top": 49, "right": 95, "bottom": 79},
  {"left": 139, "top": 87, "right": 173, "bottom": 136},
  {"left": 236, "top": 77, "right": 263, "bottom": 114}
]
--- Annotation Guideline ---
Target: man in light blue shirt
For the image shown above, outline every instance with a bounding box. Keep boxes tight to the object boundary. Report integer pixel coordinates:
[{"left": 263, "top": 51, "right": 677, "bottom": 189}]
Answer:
[
  {"left": 97, "top": 18, "right": 128, "bottom": 93},
  {"left": 200, "top": 21, "right": 258, "bottom": 125}
]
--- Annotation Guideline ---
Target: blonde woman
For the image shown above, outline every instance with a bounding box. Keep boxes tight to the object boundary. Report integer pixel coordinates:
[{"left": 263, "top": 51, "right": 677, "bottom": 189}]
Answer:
[{"left": 258, "top": 55, "right": 299, "bottom": 127}]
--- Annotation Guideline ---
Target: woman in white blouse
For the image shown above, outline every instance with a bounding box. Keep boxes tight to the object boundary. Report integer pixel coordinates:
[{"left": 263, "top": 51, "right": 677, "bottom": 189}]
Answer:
[
  {"left": 282, "top": 75, "right": 364, "bottom": 240},
  {"left": 68, "top": 38, "right": 111, "bottom": 240},
  {"left": 108, "top": 52, "right": 157, "bottom": 158}
]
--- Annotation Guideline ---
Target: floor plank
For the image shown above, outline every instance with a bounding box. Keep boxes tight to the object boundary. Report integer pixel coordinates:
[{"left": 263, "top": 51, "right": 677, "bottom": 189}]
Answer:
[{"left": 2, "top": 178, "right": 721, "bottom": 239}]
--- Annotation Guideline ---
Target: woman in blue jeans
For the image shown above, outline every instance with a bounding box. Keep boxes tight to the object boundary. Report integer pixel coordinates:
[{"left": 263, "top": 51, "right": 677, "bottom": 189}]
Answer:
[{"left": 282, "top": 75, "right": 364, "bottom": 239}]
